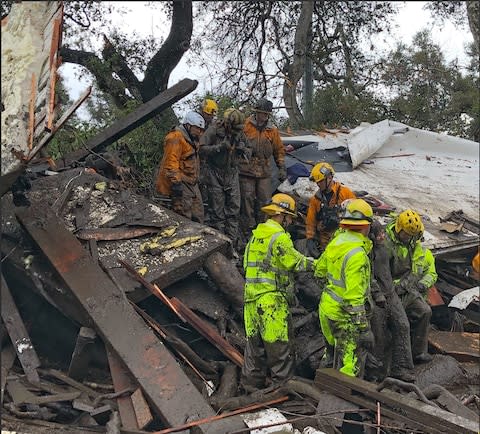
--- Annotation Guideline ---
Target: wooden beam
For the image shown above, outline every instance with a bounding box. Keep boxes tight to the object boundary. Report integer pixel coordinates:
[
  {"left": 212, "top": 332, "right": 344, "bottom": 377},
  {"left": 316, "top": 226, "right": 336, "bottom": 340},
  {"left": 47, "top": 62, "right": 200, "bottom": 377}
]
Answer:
[
  {"left": 314, "top": 368, "right": 479, "bottom": 434},
  {"left": 58, "top": 78, "right": 198, "bottom": 167},
  {"left": 15, "top": 205, "right": 239, "bottom": 432},
  {"left": 1, "top": 274, "right": 41, "bottom": 383}
]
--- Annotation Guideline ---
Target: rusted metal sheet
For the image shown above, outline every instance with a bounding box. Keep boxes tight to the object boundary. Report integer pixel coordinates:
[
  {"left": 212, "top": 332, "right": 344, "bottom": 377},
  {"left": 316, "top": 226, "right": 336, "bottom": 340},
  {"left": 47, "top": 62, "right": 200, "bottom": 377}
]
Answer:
[
  {"left": 1, "top": 274, "right": 41, "bottom": 383},
  {"left": 15, "top": 205, "right": 239, "bottom": 432},
  {"left": 315, "top": 368, "right": 479, "bottom": 434},
  {"left": 428, "top": 330, "right": 479, "bottom": 362}
]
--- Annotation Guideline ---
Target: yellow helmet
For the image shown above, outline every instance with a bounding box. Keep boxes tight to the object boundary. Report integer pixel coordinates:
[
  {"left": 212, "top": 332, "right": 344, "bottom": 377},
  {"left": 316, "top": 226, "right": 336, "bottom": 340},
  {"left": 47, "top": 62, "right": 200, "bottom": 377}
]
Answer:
[
  {"left": 261, "top": 193, "right": 297, "bottom": 217},
  {"left": 340, "top": 199, "right": 373, "bottom": 226},
  {"left": 202, "top": 99, "right": 218, "bottom": 115},
  {"left": 223, "top": 108, "right": 245, "bottom": 128},
  {"left": 395, "top": 209, "right": 423, "bottom": 237},
  {"left": 310, "top": 162, "right": 335, "bottom": 183}
]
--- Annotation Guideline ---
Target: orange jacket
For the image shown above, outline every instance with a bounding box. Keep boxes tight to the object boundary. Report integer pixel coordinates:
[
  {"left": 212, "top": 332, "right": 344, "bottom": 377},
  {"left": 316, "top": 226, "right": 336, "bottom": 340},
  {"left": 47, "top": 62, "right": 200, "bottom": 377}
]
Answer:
[
  {"left": 155, "top": 126, "right": 200, "bottom": 195},
  {"left": 306, "top": 181, "right": 356, "bottom": 243},
  {"left": 473, "top": 251, "right": 480, "bottom": 274},
  {"left": 240, "top": 117, "right": 285, "bottom": 178}
]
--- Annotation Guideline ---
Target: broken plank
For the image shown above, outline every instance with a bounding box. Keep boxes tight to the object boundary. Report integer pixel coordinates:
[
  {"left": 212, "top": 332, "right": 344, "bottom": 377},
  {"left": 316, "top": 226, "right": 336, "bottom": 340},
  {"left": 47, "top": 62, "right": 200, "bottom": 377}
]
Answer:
[
  {"left": 38, "top": 368, "right": 101, "bottom": 399},
  {"left": 131, "top": 388, "right": 153, "bottom": 429},
  {"left": 170, "top": 297, "right": 244, "bottom": 367},
  {"left": 1, "top": 274, "right": 41, "bottom": 383},
  {"left": 77, "top": 227, "right": 160, "bottom": 241},
  {"left": 19, "top": 390, "right": 81, "bottom": 405},
  {"left": 1, "top": 345, "right": 16, "bottom": 404},
  {"left": 314, "top": 368, "right": 479, "bottom": 434},
  {"left": 59, "top": 79, "right": 198, "bottom": 166},
  {"left": 106, "top": 347, "right": 139, "bottom": 430},
  {"left": 16, "top": 206, "right": 239, "bottom": 433},
  {"left": 68, "top": 327, "right": 97, "bottom": 380},
  {"left": 428, "top": 330, "right": 479, "bottom": 362}
]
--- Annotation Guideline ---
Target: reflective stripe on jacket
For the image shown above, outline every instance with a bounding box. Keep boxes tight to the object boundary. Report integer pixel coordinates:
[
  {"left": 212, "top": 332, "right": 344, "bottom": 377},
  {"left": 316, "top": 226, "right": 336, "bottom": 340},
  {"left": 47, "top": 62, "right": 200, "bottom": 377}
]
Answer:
[
  {"left": 155, "top": 125, "right": 200, "bottom": 195},
  {"left": 243, "top": 219, "right": 314, "bottom": 302},
  {"left": 315, "top": 229, "right": 372, "bottom": 320},
  {"left": 384, "top": 222, "right": 423, "bottom": 281},
  {"left": 412, "top": 246, "right": 438, "bottom": 290},
  {"left": 240, "top": 117, "right": 284, "bottom": 178}
]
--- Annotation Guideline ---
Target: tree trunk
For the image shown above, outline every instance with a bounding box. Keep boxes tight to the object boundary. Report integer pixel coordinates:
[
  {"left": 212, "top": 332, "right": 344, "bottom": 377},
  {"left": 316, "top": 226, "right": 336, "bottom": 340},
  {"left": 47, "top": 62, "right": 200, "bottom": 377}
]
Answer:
[
  {"left": 466, "top": 1, "right": 479, "bottom": 52},
  {"left": 283, "top": 0, "right": 314, "bottom": 128}
]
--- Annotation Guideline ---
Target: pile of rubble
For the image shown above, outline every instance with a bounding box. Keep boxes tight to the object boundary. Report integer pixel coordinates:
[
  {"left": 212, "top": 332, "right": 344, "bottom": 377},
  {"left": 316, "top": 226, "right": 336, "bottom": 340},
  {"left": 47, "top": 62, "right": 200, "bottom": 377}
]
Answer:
[{"left": 1, "top": 164, "right": 479, "bottom": 434}]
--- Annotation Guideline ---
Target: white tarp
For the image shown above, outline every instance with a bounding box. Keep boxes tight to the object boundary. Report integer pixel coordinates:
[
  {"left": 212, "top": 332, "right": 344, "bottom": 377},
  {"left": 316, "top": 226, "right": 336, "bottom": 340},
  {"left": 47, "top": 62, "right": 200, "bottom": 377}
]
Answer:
[{"left": 280, "top": 120, "right": 479, "bottom": 224}]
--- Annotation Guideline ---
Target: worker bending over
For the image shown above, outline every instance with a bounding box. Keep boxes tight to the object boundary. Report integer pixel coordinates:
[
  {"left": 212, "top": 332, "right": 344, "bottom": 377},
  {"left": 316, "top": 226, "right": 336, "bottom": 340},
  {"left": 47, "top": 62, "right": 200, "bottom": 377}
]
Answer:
[{"left": 315, "top": 199, "right": 374, "bottom": 377}]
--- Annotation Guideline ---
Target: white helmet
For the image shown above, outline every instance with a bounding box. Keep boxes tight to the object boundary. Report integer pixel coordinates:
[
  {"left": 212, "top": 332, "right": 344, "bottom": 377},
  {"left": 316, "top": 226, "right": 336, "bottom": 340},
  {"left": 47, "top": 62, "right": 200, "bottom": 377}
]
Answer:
[{"left": 183, "top": 111, "right": 205, "bottom": 129}]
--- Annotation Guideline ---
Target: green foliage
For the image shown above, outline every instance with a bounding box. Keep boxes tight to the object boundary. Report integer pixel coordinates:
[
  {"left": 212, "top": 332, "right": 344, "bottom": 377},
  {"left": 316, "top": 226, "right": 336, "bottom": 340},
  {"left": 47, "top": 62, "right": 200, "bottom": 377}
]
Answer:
[
  {"left": 381, "top": 30, "right": 479, "bottom": 140},
  {"left": 310, "top": 84, "right": 385, "bottom": 129}
]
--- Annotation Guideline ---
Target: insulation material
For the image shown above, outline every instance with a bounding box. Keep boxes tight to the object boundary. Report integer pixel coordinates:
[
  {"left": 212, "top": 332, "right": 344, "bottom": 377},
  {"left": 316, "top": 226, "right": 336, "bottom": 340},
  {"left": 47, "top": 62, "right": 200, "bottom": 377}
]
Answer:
[{"left": 243, "top": 408, "right": 294, "bottom": 433}]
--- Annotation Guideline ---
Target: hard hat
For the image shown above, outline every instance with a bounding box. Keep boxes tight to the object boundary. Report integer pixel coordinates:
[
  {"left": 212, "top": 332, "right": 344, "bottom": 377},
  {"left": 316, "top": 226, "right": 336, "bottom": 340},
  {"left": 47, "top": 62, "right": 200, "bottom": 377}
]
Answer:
[
  {"left": 183, "top": 111, "right": 206, "bottom": 129},
  {"left": 310, "top": 162, "right": 335, "bottom": 183},
  {"left": 223, "top": 108, "right": 245, "bottom": 129},
  {"left": 261, "top": 193, "right": 297, "bottom": 217},
  {"left": 202, "top": 99, "right": 218, "bottom": 115},
  {"left": 395, "top": 209, "right": 423, "bottom": 237},
  {"left": 340, "top": 199, "right": 373, "bottom": 226},
  {"left": 254, "top": 98, "right": 273, "bottom": 114}
]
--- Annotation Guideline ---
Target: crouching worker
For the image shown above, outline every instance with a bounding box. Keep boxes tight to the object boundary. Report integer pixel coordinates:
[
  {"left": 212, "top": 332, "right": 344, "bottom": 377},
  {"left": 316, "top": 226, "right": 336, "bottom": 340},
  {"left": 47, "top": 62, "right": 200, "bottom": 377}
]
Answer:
[
  {"left": 240, "top": 193, "right": 316, "bottom": 392},
  {"left": 315, "top": 199, "right": 374, "bottom": 377},
  {"left": 385, "top": 210, "right": 436, "bottom": 364}
]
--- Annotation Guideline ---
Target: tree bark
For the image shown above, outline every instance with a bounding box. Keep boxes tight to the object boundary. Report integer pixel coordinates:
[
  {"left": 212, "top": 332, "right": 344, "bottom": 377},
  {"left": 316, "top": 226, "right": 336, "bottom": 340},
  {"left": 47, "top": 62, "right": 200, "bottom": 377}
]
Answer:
[
  {"left": 283, "top": 1, "right": 314, "bottom": 128},
  {"left": 466, "top": 1, "right": 479, "bottom": 52}
]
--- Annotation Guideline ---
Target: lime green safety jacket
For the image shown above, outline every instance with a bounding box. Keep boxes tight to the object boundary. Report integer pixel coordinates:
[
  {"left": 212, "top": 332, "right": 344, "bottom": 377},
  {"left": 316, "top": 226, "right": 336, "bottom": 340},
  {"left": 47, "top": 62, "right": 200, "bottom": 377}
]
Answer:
[
  {"left": 244, "top": 219, "right": 315, "bottom": 303},
  {"left": 315, "top": 229, "right": 372, "bottom": 323},
  {"left": 384, "top": 222, "right": 436, "bottom": 283},
  {"left": 412, "top": 246, "right": 438, "bottom": 293}
]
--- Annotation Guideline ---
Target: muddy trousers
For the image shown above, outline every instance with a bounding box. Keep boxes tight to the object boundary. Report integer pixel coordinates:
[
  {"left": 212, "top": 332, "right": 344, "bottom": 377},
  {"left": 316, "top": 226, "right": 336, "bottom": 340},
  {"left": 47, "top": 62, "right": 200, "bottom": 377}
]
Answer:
[
  {"left": 319, "top": 310, "right": 367, "bottom": 378},
  {"left": 207, "top": 167, "right": 241, "bottom": 243},
  {"left": 171, "top": 183, "right": 204, "bottom": 223},
  {"left": 401, "top": 291, "right": 432, "bottom": 358},
  {"left": 241, "top": 293, "right": 294, "bottom": 390},
  {"left": 369, "top": 291, "right": 414, "bottom": 378},
  {"left": 239, "top": 176, "right": 271, "bottom": 239}
]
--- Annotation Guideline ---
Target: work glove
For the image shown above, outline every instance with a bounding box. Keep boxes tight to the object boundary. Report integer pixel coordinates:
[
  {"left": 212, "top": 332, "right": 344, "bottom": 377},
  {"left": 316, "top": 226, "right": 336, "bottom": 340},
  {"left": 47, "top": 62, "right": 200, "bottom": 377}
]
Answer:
[
  {"left": 217, "top": 140, "right": 232, "bottom": 152},
  {"left": 394, "top": 272, "right": 419, "bottom": 295},
  {"left": 358, "top": 329, "right": 375, "bottom": 352},
  {"left": 278, "top": 165, "right": 287, "bottom": 182},
  {"left": 170, "top": 182, "right": 183, "bottom": 198},
  {"left": 306, "top": 239, "right": 320, "bottom": 258},
  {"left": 235, "top": 142, "right": 252, "bottom": 160}
]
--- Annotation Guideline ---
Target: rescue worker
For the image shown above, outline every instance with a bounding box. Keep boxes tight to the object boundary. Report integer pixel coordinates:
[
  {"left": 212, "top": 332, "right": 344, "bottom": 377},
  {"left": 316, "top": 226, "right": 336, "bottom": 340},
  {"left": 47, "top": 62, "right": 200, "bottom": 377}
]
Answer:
[
  {"left": 239, "top": 98, "right": 287, "bottom": 242},
  {"left": 314, "top": 199, "right": 374, "bottom": 377},
  {"left": 198, "top": 98, "right": 219, "bottom": 219},
  {"left": 155, "top": 111, "right": 205, "bottom": 223},
  {"left": 470, "top": 250, "right": 480, "bottom": 280},
  {"left": 384, "top": 209, "right": 436, "bottom": 364},
  {"left": 306, "top": 162, "right": 356, "bottom": 256},
  {"left": 241, "top": 193, "right": 316, "bottom": 392},
  {"left": 200, "top": 108, "right": 251, "bottom": 246},
  {"left": 368, "top": 221, "right": 415, "bottom": 382},
  {"left": 199, "top": 98, "right": 218, "bottom": 129}
]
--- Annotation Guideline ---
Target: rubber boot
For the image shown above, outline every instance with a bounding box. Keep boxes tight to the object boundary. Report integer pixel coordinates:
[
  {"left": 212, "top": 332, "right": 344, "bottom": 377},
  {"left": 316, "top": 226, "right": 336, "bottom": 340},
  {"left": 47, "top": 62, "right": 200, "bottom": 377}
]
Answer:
[{"left": 264, "top": 340, "right": 294, "bottom": 386}]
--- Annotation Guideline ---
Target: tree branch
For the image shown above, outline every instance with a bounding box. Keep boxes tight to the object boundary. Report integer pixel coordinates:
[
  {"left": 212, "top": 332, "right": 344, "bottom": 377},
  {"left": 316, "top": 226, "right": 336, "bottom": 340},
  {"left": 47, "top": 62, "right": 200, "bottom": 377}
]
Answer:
[
  {"left": 142, "top": 0, "right": 193, "bottom": 100},
  {"left": 60, "top": 47, "right": 130, "bottom": 108}
]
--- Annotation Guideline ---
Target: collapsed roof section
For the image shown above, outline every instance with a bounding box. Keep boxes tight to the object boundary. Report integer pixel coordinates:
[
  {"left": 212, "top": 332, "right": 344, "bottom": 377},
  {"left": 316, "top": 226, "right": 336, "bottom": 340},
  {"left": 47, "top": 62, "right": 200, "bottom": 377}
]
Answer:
[{"left": 279, "top": 120, "right": 479, "bottom": 255}]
